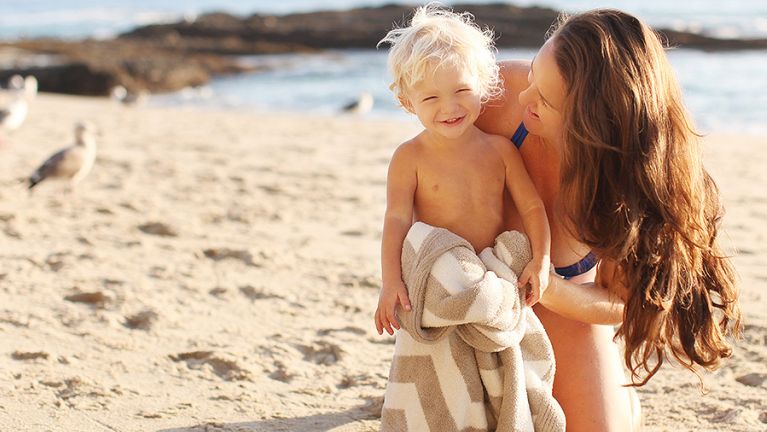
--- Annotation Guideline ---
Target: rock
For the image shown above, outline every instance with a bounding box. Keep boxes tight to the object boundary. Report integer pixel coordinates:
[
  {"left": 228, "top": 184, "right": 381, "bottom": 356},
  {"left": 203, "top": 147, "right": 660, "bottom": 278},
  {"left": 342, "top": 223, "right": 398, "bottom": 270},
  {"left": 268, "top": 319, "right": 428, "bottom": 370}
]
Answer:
[
  {"left": 0, "top": 40, "right": 258, "bottom": 96},
  {"left": 121, "top": 4, "right": 767, "bottom": 52}
]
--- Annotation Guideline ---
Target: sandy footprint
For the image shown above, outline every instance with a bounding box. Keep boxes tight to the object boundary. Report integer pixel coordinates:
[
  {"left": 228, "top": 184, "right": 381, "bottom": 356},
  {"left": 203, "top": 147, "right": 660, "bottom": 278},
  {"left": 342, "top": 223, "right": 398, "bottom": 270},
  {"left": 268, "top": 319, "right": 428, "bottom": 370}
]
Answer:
[
  {"left": 169, "top": 351, "right": 252, "bottom": 381},
  {"left": 138, "top": 221, "right": 178, "bottom": 237},
  {"left": 123, "top": 309, "right": 158, "bottom": 331},
  {"left": 203, "top": 248, "right": 260, "bottom": 267},
  {"left": 295, "top": 340, "right": 344, "bottom": 366}
]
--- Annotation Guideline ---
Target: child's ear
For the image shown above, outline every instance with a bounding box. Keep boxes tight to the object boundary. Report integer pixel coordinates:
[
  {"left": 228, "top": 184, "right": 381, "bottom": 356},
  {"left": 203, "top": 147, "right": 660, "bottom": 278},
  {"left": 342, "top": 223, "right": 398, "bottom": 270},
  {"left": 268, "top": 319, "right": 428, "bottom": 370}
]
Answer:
[{"left": 398, "top": 94, "right": 414, "bottom": 113}]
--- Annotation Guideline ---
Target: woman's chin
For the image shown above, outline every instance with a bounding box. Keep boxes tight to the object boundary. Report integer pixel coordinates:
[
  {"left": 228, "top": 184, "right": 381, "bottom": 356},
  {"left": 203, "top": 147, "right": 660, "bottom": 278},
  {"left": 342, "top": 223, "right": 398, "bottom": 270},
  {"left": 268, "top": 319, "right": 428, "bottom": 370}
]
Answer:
[{"left": 521, "top": 118, "right": 541, "bottom": 134}]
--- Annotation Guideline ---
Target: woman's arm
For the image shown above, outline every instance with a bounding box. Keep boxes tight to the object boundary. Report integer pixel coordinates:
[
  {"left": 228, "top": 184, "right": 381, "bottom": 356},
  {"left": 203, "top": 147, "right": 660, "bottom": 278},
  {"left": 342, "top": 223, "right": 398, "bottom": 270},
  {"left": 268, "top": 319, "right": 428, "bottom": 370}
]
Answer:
[{"left": 539, "top": 260, "right": 626, "bottom": 325}]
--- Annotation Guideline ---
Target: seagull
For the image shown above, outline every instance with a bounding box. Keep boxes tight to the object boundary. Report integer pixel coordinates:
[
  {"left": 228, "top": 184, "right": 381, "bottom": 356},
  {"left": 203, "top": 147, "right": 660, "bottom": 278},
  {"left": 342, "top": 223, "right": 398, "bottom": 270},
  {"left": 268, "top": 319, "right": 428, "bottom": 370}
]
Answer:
[
  {"left": 5, "top": 75, "right": 24, "bottom": 91},
  {"left": 23, "top": 76, "right": 38, "bottom": 100},
  {"left": 0, "top": 93, "right": 29, "bottom": 133},
  {"left": 28, "top": 122, "right": 97, "bottom": 191},
  {"left": 0, "top": 75, "right": 38, "bottom": 143},
  {"left": 110, "top": 85, "right": 148, "bottom": 106},
  {"left": 341, "top": 92, "right": 374, "bottom": 115}
]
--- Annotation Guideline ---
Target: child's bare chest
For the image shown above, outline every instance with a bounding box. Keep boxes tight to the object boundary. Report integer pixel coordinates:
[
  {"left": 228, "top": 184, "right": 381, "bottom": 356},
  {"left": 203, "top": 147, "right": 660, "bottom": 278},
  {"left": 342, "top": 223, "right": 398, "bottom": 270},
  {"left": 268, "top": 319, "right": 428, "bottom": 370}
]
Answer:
[
  {"left": 416, "top": 151, "right": 506, "bottom": 205},
  {"left": 412, "top": 149, "right": 507, "bottom": 250}
]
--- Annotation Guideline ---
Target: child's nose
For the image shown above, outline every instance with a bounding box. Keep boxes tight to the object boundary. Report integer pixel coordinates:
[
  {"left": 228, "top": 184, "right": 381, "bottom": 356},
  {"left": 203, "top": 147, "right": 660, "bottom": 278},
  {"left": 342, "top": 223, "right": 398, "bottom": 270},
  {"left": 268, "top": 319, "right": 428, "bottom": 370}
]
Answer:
[{"left": 441, "top": 97, "right": 460, "bottom": 113}]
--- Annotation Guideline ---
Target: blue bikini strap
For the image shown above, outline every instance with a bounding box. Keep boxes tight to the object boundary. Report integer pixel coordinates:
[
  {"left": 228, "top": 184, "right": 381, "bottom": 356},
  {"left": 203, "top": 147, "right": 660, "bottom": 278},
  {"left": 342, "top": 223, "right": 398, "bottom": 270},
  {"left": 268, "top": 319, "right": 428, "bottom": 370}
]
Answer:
[
  {"left": 510, "top": 122, "right": 528, "bottom": 149},
  {"left": 554, "top": 252, "right": 599, "bottom": 280}
]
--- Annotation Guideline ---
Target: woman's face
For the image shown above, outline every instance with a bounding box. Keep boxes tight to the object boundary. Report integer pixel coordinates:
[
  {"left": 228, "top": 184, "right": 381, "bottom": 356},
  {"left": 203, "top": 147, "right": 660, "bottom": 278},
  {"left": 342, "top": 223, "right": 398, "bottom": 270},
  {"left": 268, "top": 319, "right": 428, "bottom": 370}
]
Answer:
[{"left": 518, "top": 39, "right": 566, "bottom": 142}]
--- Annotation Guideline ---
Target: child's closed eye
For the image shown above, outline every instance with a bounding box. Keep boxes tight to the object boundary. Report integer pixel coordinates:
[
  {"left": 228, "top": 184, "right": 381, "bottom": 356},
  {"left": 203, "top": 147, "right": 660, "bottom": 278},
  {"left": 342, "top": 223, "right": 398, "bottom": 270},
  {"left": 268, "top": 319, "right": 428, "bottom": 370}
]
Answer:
[
  {"left": 456, "top": 88, "right": 472, "bottom": 93},
  {"left": 421, "top": 96, "right": 437, "bottom": 102}
]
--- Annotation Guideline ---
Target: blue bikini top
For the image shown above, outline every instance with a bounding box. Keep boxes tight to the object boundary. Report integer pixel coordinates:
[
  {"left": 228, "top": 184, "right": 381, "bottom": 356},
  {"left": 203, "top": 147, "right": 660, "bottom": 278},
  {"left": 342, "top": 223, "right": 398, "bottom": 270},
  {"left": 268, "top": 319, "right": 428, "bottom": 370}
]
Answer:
[{"left": 510, "top": 122, "right": 598, "bottom": 279}]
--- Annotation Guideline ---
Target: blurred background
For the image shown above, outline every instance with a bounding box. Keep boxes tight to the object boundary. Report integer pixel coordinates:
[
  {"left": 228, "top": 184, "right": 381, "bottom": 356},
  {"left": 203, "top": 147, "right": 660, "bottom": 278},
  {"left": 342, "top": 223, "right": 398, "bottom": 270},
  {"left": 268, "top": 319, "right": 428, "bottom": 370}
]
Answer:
[{"left": 1, "top": 0, "right": 766, "bottom": 133}]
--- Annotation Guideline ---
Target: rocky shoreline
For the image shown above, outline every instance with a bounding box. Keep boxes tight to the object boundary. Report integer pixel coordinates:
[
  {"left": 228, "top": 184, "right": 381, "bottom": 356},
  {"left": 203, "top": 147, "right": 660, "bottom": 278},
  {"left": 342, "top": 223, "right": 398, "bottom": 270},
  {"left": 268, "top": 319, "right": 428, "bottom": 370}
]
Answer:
[{"left": 2, "top": 3, "right": 766, "bottom": 96}]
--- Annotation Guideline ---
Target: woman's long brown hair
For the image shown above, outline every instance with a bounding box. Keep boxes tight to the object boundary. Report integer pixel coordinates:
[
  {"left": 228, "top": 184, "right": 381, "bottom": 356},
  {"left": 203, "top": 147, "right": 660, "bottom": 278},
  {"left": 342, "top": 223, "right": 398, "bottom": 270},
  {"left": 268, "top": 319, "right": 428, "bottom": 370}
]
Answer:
[{"left": 550, "top": 9, "right": 741, "bottom": 386}]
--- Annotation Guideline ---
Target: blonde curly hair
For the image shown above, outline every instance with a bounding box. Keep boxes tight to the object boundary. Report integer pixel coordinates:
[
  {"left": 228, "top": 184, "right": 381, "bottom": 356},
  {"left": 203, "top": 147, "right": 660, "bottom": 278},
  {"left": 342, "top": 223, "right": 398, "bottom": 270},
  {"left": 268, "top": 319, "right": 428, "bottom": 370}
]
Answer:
[{"left": 377, "top": 3, "right": 502, "bottom": 105}]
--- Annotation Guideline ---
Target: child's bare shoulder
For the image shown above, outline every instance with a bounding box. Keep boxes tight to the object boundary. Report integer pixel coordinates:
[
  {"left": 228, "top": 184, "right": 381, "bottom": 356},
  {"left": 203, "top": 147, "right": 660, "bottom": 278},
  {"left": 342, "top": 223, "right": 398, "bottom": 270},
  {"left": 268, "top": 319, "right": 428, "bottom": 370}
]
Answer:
[
  {"left": 390, "top": 133, "right": 426, "bottom": 166},
  {"left": 478, "top": 129, "right": 517, "bottom": 156}
]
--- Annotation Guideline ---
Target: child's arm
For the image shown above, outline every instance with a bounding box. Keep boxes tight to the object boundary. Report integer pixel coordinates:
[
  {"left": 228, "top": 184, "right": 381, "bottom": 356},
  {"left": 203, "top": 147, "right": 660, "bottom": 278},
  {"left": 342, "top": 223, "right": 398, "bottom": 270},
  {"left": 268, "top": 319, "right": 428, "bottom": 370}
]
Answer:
[
  {"left": 376, "top": 143, "right": 417, "bottom": 335},
  {"left": 493, "top": 137, "right": 551, "bottom": 305}
]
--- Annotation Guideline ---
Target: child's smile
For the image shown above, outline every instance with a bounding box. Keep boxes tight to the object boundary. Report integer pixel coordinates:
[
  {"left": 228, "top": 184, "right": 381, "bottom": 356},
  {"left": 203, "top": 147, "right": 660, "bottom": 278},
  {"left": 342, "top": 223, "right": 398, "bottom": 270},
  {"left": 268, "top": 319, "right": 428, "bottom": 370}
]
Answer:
[{"left": 406, "top": 63, "right": 482, "bottom": 140}]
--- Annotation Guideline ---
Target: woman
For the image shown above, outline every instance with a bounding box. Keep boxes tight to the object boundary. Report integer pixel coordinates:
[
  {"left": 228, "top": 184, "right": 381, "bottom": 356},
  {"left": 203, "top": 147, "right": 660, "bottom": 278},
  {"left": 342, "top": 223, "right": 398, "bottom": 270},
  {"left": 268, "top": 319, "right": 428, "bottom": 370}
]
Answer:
[{"left": 475, "top": 9, "right": 741, "bottom": 431}]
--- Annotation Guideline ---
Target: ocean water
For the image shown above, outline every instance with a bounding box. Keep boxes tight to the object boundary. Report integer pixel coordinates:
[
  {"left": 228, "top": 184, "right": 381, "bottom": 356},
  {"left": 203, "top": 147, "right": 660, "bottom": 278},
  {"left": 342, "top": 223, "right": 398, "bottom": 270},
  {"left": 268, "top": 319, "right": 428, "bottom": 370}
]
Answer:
[{"left": 1, "top": 1, "right": 766, "bottom": 132}]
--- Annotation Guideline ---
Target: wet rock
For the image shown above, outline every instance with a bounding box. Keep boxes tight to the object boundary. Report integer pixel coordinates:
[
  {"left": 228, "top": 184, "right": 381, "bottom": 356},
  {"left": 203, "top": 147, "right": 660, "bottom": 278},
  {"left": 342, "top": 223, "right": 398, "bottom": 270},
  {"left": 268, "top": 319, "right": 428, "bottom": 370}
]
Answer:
[{"left": 122, "top": 5, "right": 767, "bottom": 52}]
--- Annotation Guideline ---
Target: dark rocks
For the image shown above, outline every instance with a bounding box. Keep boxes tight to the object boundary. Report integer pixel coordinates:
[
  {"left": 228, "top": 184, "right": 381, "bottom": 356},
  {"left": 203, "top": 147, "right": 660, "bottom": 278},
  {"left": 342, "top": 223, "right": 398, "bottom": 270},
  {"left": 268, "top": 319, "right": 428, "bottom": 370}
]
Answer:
[
  {"left": 121, "top": 4, "right": 561, "bottom": 51},
  {"left": 121, "top": 4, "right": 767, "bottom": 52},
  {"left": 0, "top": 39, "right": 258, "bottom": 96}
]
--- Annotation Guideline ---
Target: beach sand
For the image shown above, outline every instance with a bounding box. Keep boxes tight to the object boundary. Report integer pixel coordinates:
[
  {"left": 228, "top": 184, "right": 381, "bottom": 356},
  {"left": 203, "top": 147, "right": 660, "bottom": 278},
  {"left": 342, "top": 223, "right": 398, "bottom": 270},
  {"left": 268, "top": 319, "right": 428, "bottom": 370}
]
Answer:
[{"left": 0, "top": 94, "right": 764, "bottom": 431}]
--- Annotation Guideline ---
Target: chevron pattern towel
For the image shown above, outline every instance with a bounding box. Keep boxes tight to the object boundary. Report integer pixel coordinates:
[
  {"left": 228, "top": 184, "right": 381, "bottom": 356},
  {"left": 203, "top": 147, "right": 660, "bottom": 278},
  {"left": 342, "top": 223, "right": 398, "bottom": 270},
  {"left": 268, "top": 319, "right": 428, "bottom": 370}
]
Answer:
[{"left": 381, "top": 222, "right": 565, "bottom": 432}]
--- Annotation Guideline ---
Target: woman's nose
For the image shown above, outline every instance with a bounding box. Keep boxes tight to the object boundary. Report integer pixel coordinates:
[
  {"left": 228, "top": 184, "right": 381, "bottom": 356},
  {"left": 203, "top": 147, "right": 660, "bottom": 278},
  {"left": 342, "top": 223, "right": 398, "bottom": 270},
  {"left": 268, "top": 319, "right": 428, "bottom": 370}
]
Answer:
[{"left": 518, "top": 85, "right": 534, "bottom": 106}]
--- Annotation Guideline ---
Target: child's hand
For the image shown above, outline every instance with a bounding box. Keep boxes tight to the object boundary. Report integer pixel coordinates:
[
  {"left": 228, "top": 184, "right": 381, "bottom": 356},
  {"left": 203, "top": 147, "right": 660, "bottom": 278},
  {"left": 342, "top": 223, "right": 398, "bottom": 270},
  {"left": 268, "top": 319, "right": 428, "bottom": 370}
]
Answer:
[
  {"left": 519, "top": 258, "right": 551, "bottom": 306},
  {"left": 375, "top": 280, "right": 411, "bottom": 335}
]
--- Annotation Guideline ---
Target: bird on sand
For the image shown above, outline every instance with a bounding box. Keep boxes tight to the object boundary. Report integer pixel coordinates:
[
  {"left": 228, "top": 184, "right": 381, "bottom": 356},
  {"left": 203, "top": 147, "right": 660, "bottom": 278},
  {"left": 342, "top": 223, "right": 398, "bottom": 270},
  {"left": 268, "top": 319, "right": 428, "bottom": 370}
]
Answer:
[
  {"left": 0, "top": 93, "right": 29, "bottom": 134},
  {"left": 110, "top": 85, "right": 148, "bottom": 106},
  {"left": 28, "top": 122, "right": 97, "bottom": 191},
  {"left": 341, "top": 92, "right": 374, "bottom": 115},
  {"left": 22, "top": 75, "right": 38, "bottom": 100},
  {"left": 0, "top": 76, "right": 38, "bottom": 142},
  {"left": 3, "top": 75, "right": 24, "bottom": 92}
]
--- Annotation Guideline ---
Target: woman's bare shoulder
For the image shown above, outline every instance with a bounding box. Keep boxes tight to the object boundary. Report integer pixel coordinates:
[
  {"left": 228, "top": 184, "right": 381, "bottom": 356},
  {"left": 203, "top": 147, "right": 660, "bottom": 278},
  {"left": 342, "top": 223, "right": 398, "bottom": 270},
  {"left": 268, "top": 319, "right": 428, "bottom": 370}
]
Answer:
[
  {"left": 499, "top": 60, "right": 532, "bottom": 81},
  {"left": 476, "top": 60, "right": 531, "bottom": 137}
]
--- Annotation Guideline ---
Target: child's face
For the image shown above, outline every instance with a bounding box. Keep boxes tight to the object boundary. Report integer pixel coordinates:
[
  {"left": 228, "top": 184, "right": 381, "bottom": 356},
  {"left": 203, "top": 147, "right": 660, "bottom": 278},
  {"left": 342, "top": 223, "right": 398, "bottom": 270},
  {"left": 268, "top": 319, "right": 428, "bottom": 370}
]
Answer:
[{"left": 402, "top": 63, "right": 482, "bottom": 140}]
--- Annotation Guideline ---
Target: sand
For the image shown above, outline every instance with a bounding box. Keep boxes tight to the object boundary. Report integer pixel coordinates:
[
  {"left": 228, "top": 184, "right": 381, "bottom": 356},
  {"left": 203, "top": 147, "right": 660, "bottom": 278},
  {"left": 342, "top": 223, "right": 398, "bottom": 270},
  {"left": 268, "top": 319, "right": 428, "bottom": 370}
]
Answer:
[{"left": 0, "top": 94, "right": 764, "bottom": 431}]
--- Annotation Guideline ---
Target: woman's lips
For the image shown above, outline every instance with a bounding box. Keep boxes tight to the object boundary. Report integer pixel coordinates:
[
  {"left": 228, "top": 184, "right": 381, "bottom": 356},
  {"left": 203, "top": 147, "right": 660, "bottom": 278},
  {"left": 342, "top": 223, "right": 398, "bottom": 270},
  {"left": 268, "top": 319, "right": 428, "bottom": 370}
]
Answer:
[{"left": 526, "top": 106, "right": 540, "bottom": 120}]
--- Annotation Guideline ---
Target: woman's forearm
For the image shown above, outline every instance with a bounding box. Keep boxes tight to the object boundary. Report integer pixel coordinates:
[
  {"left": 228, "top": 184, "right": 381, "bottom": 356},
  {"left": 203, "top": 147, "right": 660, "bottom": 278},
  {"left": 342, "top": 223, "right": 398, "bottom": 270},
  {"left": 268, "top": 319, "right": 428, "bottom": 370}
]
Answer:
[{"left": 539, "top": 276, "right": 625, "bottom": 325}]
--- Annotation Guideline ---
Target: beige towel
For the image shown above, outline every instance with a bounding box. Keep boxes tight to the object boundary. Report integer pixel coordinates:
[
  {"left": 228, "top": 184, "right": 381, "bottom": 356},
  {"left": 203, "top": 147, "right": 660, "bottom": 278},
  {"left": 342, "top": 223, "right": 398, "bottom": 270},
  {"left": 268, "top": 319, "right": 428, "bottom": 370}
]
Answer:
[{"left": 381, "top": 222, "right": 565, "bottom": 432}]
